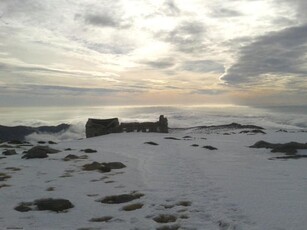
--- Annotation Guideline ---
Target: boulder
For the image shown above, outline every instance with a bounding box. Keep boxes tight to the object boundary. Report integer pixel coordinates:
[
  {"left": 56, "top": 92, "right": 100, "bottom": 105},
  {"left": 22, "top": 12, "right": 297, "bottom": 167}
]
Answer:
[
  {"left": 103, "top": 162, "right": 126, "bottom": 169},
  {"left": 100, "top": 192, "right": 144, "bottom": 204},
  {"left": 2, "top": 149, "right": 17, "bottom": 156},
  {"left": 26, "top": 146, "right": 60, "bottom": 154},
  {"left": 82, "top": 162, "right": 111, "bottom": 173},
  {"left": 34, "top": 198, "right": 74, "bottom": 212}
]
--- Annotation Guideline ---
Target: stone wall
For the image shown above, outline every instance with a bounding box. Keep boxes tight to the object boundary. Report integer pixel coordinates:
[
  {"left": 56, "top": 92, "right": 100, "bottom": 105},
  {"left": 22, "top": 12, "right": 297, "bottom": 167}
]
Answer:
[{"left": 85, "top": 115, "right": 168, "bottom": 138}]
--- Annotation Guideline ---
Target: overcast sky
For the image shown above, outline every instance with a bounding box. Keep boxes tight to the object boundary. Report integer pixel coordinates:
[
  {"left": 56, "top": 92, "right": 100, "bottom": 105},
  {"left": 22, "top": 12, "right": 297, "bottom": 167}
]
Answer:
[{"left": 0, "top": 0, "right": 306, "bottom": 107}]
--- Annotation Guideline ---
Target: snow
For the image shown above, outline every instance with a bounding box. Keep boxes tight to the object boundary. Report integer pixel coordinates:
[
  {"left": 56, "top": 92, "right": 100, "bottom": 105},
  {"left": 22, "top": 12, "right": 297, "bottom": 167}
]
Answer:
[{"left": 0, "top": 127, "right": 307, "bottom": 230}]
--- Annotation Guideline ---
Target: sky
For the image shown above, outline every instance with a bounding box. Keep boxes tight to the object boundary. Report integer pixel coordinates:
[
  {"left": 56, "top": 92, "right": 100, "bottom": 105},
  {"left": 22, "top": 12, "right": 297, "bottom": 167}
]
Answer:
[{"left": 0, "top": 0, "right": 306, "bottom": 107}]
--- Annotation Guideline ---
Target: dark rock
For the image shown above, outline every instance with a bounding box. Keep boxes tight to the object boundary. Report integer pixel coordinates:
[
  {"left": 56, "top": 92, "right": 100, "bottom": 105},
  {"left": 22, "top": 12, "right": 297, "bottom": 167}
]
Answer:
[
  {"left": 81, "top": 149, "right": 97, "bottom": 153},
  {"left": 89, "top": 216, "right": 113, "bottom": 222},
  {"left": 164, "top": 137, "right": 181, "bottom": 140},
  {"left": 48, "top": 141, "right": 57, "bottom": 144},
  {"left": 100, "top": 192, "right": 144, "bottom": 204},
  {"left": 65, "top": 148, "right": 72, "bottom": 151},
  {"left": 14, "top": 203, "right": 33, "bottom": 212},
  {"left": 144, "top": 141, "right": 159, "bottom": 146},
  {"left": 183, "top": 136, "right": 192, "bottom": 139},
  {"left": 38, "top": 141, "right": 46, "bottom": 144},
  {"left": 269, "top": 155, "right": 307, "bottom": 160},
  {"left": 34, "top": 198, "right": 74, "bottom": 212},
  {"left": 153, "top": 214, "right": 177, "bottom": 223},
  {"left": 22, "top": 145, "right": 59, "bottom": 159},
  {"left": 122, "top": 203, "right": 144, "bottom": 211},
  {"left": 103, "top": 162, "right": 126, "bottom": 169},
  {"left": 2, "top": 149, "right": 17, "bottom": 156},
  {"left": 203, "top": 145, "right": 218, "bottom": 150},
  {"left": 63, "top": 154, "right": 79, "bottom": 161},
  {"left": 191, "top": 144, "right": 199, "bottom": 147},
  {"left": 63, "top": 154, "right": 88, "bottom": 161},
  {"left": 240, "top": 130, "right": 266, "bottom": 134},
  {"left": 250, "top": 141, "right": 307, "bottom": 155},
  {"left": 276, "top": 129, "right": 288, "bottom": 133},
  {"left": 249, "top": 141, "right": 277, "bottom": 149},
  {"left": 22, "top": 151, "right": 48, "bottom": 159},
  {"left": 26, "top": 146, "right": 60, "bottom": 155},
  {"left": 82, "top": 162, "right": 111, "bottom": 173}
]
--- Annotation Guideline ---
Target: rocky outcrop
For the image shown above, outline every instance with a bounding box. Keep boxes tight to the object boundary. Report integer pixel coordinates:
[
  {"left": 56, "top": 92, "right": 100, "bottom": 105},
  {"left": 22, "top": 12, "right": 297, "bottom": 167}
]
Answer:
[
  {"left": 85, "top": 115, "right": 168, "bottom": 138},
  {"left": 22, "top": 146, "right": 61, "bottom": 159},
  {"left": 250, "top": 141, "right": 307, "bottom": 155}
]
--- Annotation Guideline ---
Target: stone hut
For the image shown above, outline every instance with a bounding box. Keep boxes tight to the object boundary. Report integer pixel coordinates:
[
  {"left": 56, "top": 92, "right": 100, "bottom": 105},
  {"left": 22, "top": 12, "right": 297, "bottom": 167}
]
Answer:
[{"left": 85, "top": 115, "right": 168, "bottom": 138}]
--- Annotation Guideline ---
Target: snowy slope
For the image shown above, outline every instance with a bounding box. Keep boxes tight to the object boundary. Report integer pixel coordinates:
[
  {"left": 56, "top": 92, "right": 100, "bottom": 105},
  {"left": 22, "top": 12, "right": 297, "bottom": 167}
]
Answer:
[{"left": 0, "top": 127, "right": 307, "bottom": 230}]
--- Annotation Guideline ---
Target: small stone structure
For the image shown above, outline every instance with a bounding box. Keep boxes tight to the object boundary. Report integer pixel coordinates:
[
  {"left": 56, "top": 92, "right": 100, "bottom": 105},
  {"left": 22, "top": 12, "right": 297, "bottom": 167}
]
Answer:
[{"left": 86, "top": 115, "right": 168, "bottom": 138}]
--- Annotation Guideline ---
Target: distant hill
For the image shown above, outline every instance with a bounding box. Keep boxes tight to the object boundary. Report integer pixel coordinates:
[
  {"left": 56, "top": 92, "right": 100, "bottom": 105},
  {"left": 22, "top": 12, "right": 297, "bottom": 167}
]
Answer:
[{"left": 0, "top": 124, "right": 70, "bottom": 141}]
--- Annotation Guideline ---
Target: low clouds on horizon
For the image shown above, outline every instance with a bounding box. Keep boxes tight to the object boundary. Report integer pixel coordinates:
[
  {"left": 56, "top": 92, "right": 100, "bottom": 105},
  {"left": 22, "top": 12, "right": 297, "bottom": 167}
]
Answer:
[{"left": 0, "top": 0, "right": 306, "bottom": 106}]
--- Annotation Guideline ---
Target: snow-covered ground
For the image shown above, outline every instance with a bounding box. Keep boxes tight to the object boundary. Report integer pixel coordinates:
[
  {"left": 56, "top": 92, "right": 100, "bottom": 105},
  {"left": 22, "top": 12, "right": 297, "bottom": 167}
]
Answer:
[{"left": 1, "top": 127, "right": 307, "bottom": 230}]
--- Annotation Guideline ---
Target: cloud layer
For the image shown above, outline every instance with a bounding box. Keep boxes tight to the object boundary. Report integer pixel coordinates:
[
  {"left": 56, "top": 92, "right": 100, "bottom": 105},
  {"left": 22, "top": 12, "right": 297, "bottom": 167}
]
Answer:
[{"left": 0, "top": 0, "right": 306, "bottom": 106}]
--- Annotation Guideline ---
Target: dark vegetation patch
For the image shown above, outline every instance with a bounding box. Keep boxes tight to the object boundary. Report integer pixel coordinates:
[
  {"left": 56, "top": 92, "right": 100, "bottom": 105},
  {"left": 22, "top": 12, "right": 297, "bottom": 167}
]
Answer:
[
  {"left": 153, "top": 214, "right": 177, "bottom": 223},
  {"left": 38, "top": 141, "right": 46, "bottom": 144},
  {"left": 144, "top": 141, "right": 159, "bottom": 146},
  {"left": 122, "top": 203, "right": 144, "bottom": 211},
  {"left": 203, "top": 145, "right": 218, "bottom": 150},
  {"left": 89, "top": 216, "right": 113, "bottom": 222},
  {"left": 182, "top": 136, "right": 192, "bottom": 139},
  {"left": 100, "top": 192, "right": 144, "bottom": 204}
]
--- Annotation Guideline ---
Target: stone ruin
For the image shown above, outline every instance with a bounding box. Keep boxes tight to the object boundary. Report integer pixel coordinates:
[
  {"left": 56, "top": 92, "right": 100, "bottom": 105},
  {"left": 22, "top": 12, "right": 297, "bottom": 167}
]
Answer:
[{"left": 86, "top": 115, "right": 168, "bottom": 138}]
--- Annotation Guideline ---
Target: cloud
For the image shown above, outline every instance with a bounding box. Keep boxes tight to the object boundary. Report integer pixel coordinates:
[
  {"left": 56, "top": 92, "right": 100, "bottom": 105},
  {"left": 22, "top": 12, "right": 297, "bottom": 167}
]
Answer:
[
  {"left": 192, "top": 89, "right": 228, "bottom": 95},
  {"left": 160, "top": 20, "right": 206, "bottom": 54},
  {"left": 85, "top": 14, "right": 120, "bottom": 28},
  {"left": 143, "top": 59, "right": 175, "bottom": 69},
  {"left": 163, "top": 0, "right": 181, "bottom": 17},
  {"left": 181, "top": 60, "right": 224, "bottom": 73},
  {"left": 210, "top": 7, "right": 243, "bottom": 18},
  {"left": 222, "top": 24, "right": 307, "bottom": 85}
]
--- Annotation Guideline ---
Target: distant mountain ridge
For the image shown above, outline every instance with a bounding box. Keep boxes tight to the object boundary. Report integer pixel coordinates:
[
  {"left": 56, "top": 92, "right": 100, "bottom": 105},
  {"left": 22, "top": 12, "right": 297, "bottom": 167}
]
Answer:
[{"left": 0, "top": 124, "right": 70, "bottom": 141}]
